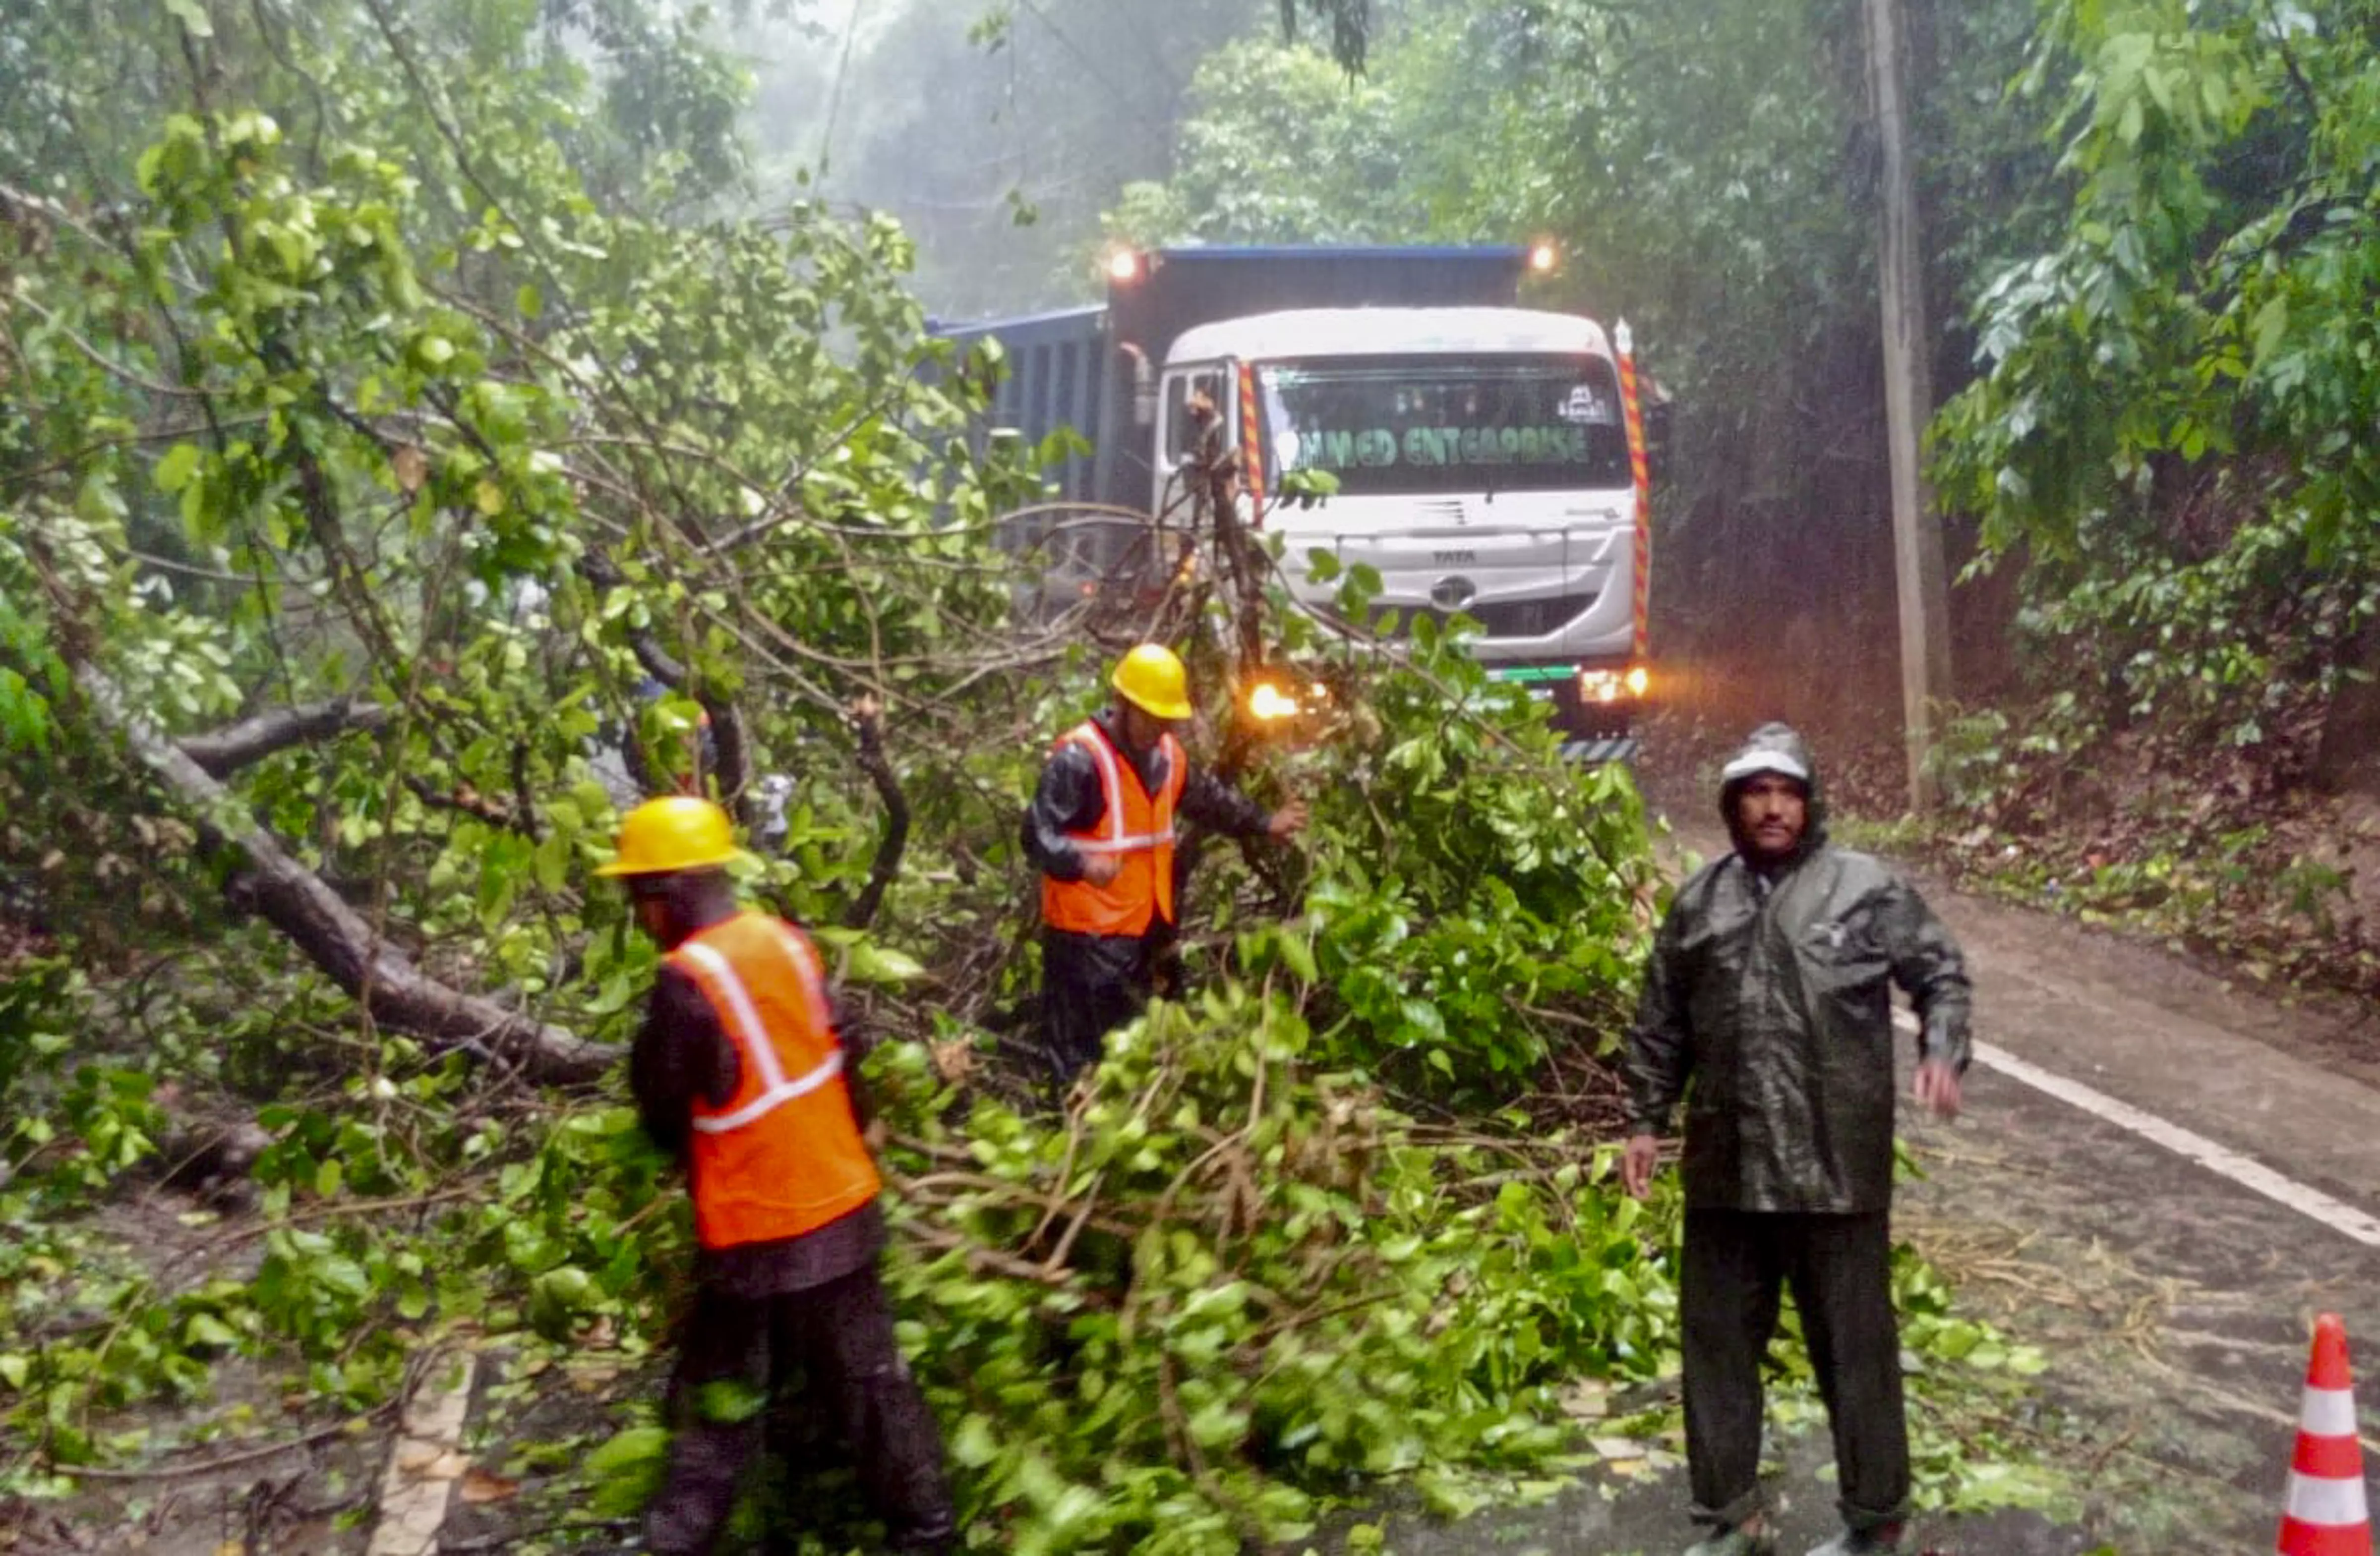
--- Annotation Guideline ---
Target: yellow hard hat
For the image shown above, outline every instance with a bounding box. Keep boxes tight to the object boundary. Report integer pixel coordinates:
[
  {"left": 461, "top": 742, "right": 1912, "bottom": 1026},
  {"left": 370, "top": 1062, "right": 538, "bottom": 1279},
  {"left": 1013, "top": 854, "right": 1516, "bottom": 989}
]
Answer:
[
  {"left": 1110, "top": 643, "right": 1193, "bottom": 720},
  {"left": 597, "top": 796, "right": 740, "bottom": 877}
]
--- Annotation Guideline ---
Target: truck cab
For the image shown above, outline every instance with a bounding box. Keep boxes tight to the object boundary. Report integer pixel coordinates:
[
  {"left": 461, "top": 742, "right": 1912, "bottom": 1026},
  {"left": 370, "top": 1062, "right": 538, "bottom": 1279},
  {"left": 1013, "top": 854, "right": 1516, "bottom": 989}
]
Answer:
[{"left": 1157, "top": 307, "right": 1646, "bottom": 740}]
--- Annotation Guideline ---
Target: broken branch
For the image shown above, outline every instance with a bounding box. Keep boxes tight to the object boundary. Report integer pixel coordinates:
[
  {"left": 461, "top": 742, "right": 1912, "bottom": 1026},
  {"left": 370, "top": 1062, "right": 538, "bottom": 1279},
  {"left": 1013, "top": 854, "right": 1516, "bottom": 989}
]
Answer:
[
  {"left": 843, "top": 694, "right": 908, "bottom": 931},
  {"left": 76, "top": 664, "right": 614, "bottom": 1084},
  {"left": 178, "top": 696, "right": 394, "bottom": 777}
]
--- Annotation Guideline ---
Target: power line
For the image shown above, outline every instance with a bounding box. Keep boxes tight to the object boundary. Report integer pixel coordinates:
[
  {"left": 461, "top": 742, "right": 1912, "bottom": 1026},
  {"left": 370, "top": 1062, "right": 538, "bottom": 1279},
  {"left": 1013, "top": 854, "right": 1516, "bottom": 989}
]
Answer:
[
  {"left": 1111, "top": 6, "right": 1190, "bottom": 100},
  {"left": 815, "top": 0, "right": 869, "bottom": 190},
  {"left": 1009, "top": 0, "right": 1174, "bottom": 135}
]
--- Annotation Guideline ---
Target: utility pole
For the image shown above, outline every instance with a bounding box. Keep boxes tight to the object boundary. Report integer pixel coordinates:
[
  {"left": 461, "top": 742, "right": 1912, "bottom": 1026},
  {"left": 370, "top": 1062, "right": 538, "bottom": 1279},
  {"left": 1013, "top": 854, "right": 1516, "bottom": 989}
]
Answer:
[{"left": 1863, "top": 0, "right": 1954, "bottom": 810}]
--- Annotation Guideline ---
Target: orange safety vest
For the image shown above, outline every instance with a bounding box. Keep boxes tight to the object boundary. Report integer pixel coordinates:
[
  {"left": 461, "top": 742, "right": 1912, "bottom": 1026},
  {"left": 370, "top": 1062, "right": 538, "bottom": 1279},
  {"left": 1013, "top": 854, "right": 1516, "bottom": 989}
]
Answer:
[
  {"left": 1040, "top": 721, "right": 1188, "bottom": 938},
  {"left": 665, "top": 911, "right": 881, "bottom": 1250}
]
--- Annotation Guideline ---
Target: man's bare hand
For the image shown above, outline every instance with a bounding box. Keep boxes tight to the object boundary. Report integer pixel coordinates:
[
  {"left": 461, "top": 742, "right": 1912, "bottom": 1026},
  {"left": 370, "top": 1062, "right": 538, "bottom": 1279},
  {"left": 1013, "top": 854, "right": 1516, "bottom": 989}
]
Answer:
[
  {"left": 1620, "top": 1132, "right": 1661, "bottom": 1199},
  {"left": 1079, "top": 853, "right": 1122, "bottom": 887},
  {"left": 1267, "top": 797, "right": 1309, "bottom": 839},
  {"left": 1912, "top": 1058, "right": 1963, "bottom": 1121}
]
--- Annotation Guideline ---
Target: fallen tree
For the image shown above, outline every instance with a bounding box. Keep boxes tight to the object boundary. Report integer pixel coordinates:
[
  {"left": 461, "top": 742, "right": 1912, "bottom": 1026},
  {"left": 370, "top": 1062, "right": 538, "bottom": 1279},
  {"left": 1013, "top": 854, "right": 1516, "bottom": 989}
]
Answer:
[
  {"left": 73, "top": 662, "right": 612, "bottom": 1084},
  {"left": 0, "top": 22, "right": 1674, "bottom": 1533}
]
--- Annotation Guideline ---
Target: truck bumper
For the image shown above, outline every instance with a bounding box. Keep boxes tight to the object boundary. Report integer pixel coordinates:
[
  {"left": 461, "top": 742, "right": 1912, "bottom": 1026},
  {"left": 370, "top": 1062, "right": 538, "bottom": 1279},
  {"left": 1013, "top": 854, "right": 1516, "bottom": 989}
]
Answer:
[{"left": 1486, "top": 661, "right": 1648, "bottom": 758}]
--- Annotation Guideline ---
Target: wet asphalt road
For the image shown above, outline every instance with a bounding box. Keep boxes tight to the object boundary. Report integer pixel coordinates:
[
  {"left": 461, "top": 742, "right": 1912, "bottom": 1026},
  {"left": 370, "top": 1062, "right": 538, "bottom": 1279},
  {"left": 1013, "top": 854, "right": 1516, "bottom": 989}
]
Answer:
[{"left": 1342, "top": 818, "right": 2380, "bottom": 1556}]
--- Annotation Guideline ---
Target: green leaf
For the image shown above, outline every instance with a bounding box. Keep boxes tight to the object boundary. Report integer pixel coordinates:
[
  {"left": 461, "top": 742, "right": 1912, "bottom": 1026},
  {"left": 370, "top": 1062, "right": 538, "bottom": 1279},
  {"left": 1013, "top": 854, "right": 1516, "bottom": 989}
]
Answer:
[
  {"left": 154, "top": 444, "right": 201, "bottom": 494},
  {"left": 1398, "top": 997, "right": 1446, "bottom": 1043},
  {"left": 848, "top": 942, "right": 925, "bottom": 983},
  {"left": 2249, "top": 295, "right": 2289, "bottom": 367},
  {"left": 183, "top": 1313, "right": 240, "bottom": 1349},
  {"left": 693, "top": 1378, "right": 766, "bottom": 1424},
  {"left": 585, "top": 1426, "right": 669, "bottom": 1518},
  {"left": 307, "top": 1252, "right": 370, "bottom": 1299},
  {"left": 951, "top": 1413, "right": 999, "bottom": 1468},
  {"left": 163, "top": 0, "right": 213, "bottom": 37}
]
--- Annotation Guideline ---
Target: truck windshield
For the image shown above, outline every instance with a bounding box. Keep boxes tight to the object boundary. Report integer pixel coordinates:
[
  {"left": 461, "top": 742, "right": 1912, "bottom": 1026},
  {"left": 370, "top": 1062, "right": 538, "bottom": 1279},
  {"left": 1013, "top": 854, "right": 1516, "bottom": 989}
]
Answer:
[{"left": 1257, "top": 354, "right": 1631, "bottom": 497}]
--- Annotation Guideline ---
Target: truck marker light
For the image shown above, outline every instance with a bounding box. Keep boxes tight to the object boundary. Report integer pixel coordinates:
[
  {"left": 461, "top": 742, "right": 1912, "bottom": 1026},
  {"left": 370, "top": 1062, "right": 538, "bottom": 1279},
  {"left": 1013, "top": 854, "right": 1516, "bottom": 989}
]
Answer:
[
  {"left": 1529, "top": 242, "right": 1558, "bottom": 273},
  {"left": 1626, "top": 666, "right": 1650, "bottom": 697}
]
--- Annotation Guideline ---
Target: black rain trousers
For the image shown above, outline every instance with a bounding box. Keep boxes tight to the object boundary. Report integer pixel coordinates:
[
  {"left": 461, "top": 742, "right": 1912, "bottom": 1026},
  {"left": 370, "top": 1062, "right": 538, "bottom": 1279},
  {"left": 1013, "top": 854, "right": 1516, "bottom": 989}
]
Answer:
[
  {"left": 1038, "top": 926, "right": 1162, "bottom": 1088},
  {"left": 644, "top": 1267, "right": 955, "bottom": 1556},
  {"left": 1681, "top": 1210, "right": 1910, "bottom": 1534}
]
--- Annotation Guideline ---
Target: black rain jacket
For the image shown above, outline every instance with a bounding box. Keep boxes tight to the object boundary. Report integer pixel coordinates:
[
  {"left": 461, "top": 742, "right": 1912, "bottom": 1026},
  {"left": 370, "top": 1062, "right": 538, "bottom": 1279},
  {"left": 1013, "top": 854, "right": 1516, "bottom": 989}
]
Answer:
[
  {"left": 630, "top": 939, "right": 885, "bottom": 1299},
  {"left": 1019, "top": 707, "right": 1272, "bottom": 987},
  {"left": 1624, "top": 723, "right": 1973, "bottom": 1212}
]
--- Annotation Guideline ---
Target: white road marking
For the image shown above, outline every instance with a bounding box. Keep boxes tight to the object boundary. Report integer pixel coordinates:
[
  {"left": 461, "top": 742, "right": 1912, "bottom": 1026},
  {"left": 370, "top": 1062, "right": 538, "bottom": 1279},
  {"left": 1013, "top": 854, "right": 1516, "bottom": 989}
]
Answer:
[
  {"left": 1893, "top": 1010, "right": 2380, "bottom": 1250},
  {"left": 369, "top": 1349, "right": 478, "bottom": 1556}
]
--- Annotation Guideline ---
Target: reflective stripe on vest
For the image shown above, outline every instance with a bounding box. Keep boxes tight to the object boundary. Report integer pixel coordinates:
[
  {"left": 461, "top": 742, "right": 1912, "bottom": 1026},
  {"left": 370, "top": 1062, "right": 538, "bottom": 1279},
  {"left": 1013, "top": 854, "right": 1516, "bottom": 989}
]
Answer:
[
  {"left": 676, "top": 938, "right": 847, "bottom": 1134},
  {"left": 1041, "top": 722, "right": 1186, "bottom": 937},
  {"left": 666, "top": 913, "right": 881, "bottom": 1249},
  {"left": 1069, "top": 723, "right": 1180, "bottom": 855}
]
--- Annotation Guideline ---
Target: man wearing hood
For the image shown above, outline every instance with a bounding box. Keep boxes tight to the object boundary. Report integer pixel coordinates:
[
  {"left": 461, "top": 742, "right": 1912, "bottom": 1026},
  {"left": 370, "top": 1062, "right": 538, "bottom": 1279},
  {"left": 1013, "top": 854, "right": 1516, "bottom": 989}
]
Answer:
[{"left": 1622, "top": 723, "right": 1972, "bottom": 1556}]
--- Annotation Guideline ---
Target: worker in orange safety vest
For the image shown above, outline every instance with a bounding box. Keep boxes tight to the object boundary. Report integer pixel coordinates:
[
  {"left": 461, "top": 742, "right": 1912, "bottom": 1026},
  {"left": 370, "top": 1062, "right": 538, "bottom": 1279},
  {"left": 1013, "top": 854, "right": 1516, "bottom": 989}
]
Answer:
[
  {"left": 1020, "top": 643, "right": 1307, "bottom": 1085},
  {"left": 603, "top": 797, "right": 954, "bottom": 1556}
]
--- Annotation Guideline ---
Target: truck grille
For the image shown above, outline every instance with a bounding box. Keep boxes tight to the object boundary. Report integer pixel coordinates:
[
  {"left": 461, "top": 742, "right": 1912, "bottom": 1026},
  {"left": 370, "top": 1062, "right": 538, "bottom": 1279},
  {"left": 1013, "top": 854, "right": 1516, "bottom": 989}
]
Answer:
[{"left": 1398, "top": 591, "right": 1598, "bottom": 639}]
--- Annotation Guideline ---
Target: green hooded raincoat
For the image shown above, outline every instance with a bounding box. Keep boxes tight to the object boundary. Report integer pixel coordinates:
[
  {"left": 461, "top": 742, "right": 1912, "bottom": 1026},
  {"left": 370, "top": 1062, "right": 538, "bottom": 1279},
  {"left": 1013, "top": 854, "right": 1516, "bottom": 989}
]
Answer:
[{"left": 1625, "top": 723, "right": 1973, "bottom": 1213}]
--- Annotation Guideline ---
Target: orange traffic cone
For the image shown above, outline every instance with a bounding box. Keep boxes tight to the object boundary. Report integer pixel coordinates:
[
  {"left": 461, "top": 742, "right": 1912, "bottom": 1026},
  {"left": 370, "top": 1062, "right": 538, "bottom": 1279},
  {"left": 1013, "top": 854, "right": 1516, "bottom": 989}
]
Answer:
[{"left": 2279, "top": 1314, "right": 2372, "bottom": 1556}]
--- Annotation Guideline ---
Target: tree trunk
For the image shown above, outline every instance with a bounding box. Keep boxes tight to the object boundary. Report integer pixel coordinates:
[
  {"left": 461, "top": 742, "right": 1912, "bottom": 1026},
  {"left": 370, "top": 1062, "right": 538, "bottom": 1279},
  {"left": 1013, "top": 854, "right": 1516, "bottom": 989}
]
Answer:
[
  {"left": 75, "top": 667, "right": 617, "bottom": 1084},
  {"left": 2316, "top": 622, "right": 2380, "bottom": 796}
]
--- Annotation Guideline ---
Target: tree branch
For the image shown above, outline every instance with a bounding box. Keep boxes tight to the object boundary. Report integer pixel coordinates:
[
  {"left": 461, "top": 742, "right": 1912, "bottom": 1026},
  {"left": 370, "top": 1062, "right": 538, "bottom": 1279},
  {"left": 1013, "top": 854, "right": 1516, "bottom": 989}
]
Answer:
[
  {"left": 576, "top": 552, "right": 752, "bottom": 807},
  {"left": 2261, "top": 0, "right": 2323, "bottom": 122},
  {"left": 842, "top": 695, "right": 908, "bottom": 931},
  {"left": 703, "top": 694, "right": 751, "bottom": 808},
  {"left": 75, "top": 665, "right": 614, "bottom": 1084},
  {"left": 401, "top": 774, "right": 536, "bottom": 837},
  {"left": 509, "top": 738, "right": 543, "bottom": 843},
  {"left": 178, "top": 696, "right": 394, "bottom": 777}
]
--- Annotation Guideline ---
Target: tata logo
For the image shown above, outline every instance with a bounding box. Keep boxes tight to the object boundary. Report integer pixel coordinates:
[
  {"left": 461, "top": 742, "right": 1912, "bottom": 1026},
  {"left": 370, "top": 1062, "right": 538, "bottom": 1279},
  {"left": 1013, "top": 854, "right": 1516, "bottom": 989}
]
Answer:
[
  {"left": 1431, "top": 549, "right": 1477, "bottom": 566},
  {"left": 1429, "top": 576, "right": 1478, "bottom": 612}
]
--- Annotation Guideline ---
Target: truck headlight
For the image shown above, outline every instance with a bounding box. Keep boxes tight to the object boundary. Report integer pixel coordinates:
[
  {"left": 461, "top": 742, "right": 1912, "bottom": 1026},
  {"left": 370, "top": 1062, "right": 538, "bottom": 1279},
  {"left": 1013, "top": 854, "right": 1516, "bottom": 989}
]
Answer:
[
  {"left": 1247, "top": 682, "right": 1301, "bottom": 722},
  {"left": 1580, "top": 667, "right": 1652, "bottom": 704}
]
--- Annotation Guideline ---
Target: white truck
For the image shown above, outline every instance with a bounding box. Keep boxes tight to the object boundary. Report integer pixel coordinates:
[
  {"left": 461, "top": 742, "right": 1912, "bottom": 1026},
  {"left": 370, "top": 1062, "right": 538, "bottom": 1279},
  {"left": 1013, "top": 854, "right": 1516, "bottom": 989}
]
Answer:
[{"left": 940, "top": 246, "right": 1657, "bottom": 752}]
